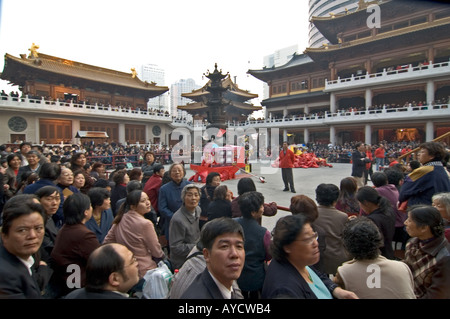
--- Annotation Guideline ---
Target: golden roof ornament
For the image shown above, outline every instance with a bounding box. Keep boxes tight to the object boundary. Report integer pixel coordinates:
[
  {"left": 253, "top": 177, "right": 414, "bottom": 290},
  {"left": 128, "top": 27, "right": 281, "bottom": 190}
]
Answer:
[
  {"left": 131, "top": 68, "right": 137, "bottom": 78},
  {"left": 28, "top": 43, "right": 39, "bottom": 59}
]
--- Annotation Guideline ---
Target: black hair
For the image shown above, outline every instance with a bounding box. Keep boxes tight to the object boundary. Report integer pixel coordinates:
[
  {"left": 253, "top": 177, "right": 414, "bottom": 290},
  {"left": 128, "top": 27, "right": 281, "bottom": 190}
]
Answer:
[
  {"left": 2, "top": 200, "right": 45, "bottom": 235},
  {"left": 88, "top": 187, "right": 111, "bottom": 209},
  {"left": 200, "top": 217, "right": 244, "bottom": 251},
  {"left": 206, "top": 172, "right": 221, "bottom": 185},
  {"left": 315, "top": 183, "right": 340, "bottom": 206},
  {"left": 63, "top": 193, "right": 91, "bottom": 225},
  {"left": 343, "top": 217, "right": 382, "bottom": 260},
  {"left": 371, "top": 172, "right": 389, "bottom": 188},
  {"left": 35, "top": 185, "right": 61, "bottom": 199},
  {"left": 237, "top": 177, "right": 256, "bottom": 195},
  {"left": 38, "top": 162, "right": 61, "bottom": 180},
  {"left": 356, "top": 186, "right": 393, "bottom": 216},
  {"left": 238, "top": 191, "right": 264, "bottom": 219},
  {"left": 85, "top": 244, "right": 125, "bottom": 290},
  {"left": 408, "top": 205, "right": 445, "bottom": 238},
  {"left": 270, "top": 214, "right": 308, "bottom": 262}
]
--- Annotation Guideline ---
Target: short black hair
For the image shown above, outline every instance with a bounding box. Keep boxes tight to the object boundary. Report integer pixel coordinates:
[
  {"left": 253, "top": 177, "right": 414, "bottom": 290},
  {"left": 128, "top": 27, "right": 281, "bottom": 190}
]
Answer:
[
  {"left": 343, "top": 217, "right": 382, "bottom": 260},
  {"left": 315, "top": 183, "right": 340, "bottom": 206},
  {"left": 200, "top": 217, "right": 244, "bottom": 251},
  {"left": 63, "top": 193, "right": 91, "bottom": 225},
  {"left": 85, "top": 244, "right": 125, "bottom": 290},
  {"left": 88, "top": 187, "right": 111, "bottom": 209},
  {"left": 2, "top": 201, "right": 45, "bottom": 235},
  {"left": 238, "top": 191, "right": 264, "bottom": 219},
  {"left": 237, "top": 177, "right": 256, "bottom": 195},
  {"left": 371, "top": 172, "right": 388, "bottom": 187}
]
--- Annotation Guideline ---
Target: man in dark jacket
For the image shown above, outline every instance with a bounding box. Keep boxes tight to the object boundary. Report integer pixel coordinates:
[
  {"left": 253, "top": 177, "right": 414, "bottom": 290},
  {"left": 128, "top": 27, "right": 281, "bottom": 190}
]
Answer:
[
  {"left": 65, "top": 243, "right": 140, "bottom": 299},
  {"left": 0, "top": 200, "right": 50, "bottom": 298},
  {"left": 181, "top": 218, "right": 245, "bottom": 299},
  {"left": 351, "top": 142, "right": 371, "bottom": 188}
]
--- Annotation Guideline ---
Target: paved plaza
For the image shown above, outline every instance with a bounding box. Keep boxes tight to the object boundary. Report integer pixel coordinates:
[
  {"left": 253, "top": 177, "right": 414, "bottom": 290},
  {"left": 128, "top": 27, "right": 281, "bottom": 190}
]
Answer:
[{"left": 181, "top": 162, "right": 368, "bottom": 232}]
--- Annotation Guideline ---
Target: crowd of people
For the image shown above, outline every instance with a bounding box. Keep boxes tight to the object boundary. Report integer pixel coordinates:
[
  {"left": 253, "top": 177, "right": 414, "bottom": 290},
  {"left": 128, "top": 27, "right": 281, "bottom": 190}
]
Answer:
[{"left": 0, "top": 139, "right": 449, "bottom": 300}]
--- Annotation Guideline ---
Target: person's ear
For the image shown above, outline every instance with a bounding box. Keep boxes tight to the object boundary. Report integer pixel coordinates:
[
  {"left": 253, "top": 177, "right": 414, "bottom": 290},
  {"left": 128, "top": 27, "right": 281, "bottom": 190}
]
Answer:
[
  {"left": 203, "top": 248, "right": 210, "bottom": 263},
  {"left": 109, "top": 272, "right": 121, "bottom": 287}
]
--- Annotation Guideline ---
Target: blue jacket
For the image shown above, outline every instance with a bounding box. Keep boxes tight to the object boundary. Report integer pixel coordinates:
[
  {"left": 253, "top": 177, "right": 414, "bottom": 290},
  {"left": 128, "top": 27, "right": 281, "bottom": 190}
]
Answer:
[
  {"left": 399, "top": 163, "right": 450, "bottom": 206},
  {"left": 85, "top": 208, "right": 114, "bottom": 243},
  {"left": 158, "top": 179, "right": 191, "bottom": 241}
]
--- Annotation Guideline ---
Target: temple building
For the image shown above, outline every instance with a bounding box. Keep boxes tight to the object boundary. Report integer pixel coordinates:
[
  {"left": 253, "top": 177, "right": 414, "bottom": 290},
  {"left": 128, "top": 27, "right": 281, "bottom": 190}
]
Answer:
[
  {"left": 0, "top": 46, "right": 170, "bottom": 145},
  {"left": 177, "top": 64, "right": 261, "bottom": 129},
  {"left": 247, "top": 0, "right": 450, "bottom": 145}
]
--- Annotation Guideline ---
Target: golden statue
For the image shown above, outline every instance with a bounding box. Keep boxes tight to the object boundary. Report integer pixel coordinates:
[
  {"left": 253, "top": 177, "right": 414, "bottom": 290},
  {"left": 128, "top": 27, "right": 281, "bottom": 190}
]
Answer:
[
  {"left": 28, "top": 43, "right": 39, "bottom": 58},
  {"left": 131, "top": 68, "right": 137, "bottom": 78}
]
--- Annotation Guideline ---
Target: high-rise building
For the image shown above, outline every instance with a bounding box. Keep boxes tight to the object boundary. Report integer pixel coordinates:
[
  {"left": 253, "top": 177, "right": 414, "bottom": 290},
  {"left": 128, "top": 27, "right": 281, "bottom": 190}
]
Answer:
[
  {"left": 262, "top": 45, "right": 299, "bottom": 100},
  {"left": 170, "top": 78, "right": 201, "bottom": 117},
  {"left": 308, "top": 0, "right": 360, "bottom": 48},
  {"left": 140, "top": 63, "right": 168, "bottom": 111}
]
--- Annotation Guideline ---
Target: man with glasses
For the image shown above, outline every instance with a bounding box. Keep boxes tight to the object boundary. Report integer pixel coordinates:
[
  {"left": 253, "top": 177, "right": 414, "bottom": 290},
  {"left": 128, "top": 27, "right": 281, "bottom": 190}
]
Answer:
[{"left": 65, "top": 243, "right": 140, "bottom": 299}]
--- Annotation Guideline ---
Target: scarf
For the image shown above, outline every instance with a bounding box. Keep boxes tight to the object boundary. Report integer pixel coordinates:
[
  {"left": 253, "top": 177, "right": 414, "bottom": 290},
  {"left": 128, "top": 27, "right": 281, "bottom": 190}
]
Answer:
[{"left": 404, "top": 237, "right": 437, "bottom": 298}]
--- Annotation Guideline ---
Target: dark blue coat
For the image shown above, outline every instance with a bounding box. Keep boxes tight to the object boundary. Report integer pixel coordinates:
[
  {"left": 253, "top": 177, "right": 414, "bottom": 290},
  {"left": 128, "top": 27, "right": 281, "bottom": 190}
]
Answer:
[{"left": 399, "top": 163, "right": 450, "bottom": 206}]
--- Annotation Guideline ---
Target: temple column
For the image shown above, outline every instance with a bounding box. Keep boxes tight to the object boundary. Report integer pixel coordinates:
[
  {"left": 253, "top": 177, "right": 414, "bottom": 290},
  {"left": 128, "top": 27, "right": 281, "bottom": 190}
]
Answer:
[
  {"left": 365, "top": 89, "right": 372, "bottom": 108},
  {"left": 330, "top": 93, "right": 337, "bottom": 113},
  {"left": 329, "top": 126, "right": 336, "bottom": 145},
  {"left": 304, "top": 128, "right": 309, "bottom": 144},
  {"left": 365, "top": 124, "right": 372, "bottom": 145},
  {"left": 283, "top": 129, "right": 288, "bottom": 143},
  {"left": 72, "top": 119, "right": 81, "bottom": 144},
  {"left": 118, "top": 123, "right": 126, "bottom": 144},
  {"left": 426, "top": 80, "right": 435, "bottom": 105},
  {"left": 426, "top": 121, "right": 434, "bottom": 141}
]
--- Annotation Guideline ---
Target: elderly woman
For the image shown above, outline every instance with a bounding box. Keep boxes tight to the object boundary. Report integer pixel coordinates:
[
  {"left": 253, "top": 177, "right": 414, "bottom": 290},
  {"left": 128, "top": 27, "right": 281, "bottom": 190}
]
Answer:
[
  {"left": 158, "top": 163, "right": 191, "bottom": 244},
  {"left": 104, "top": 190, "right": 165, "bottom": 278},
  {"left": 168, "top": 184, "right": 201, "bottom": 270},
  {"left": 261, "top": 214, "right": 358, "bottom": 299},
  {"left": 432, "top": 192, "right": 450, "bottom": 242},
  {"left": 399, "top": 141, "right": 450, "bottom": 207},
  {"left": 334, "top": 217, "right": 416, "bottom": 299},
  {"left": 403, "top": 205, "right": 450, "bottom": 299}
]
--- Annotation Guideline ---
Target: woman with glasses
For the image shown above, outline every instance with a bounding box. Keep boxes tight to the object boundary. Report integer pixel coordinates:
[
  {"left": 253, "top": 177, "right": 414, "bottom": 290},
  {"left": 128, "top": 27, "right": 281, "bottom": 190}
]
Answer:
[
  {"left": 168, "top": 184, "right": 201, "bottom": 270},
  {"left": 334, "top": 217, "right": 415, "bottom": 299},
  {"left": 261, "top": 214, "right": 358, "bottom": 299}
]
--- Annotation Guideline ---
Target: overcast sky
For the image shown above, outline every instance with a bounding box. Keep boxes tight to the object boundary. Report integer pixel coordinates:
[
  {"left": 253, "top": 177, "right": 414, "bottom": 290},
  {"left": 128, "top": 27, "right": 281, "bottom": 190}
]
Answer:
[{"left": 0, "top": 0, "right": 310, "bottom": 104}]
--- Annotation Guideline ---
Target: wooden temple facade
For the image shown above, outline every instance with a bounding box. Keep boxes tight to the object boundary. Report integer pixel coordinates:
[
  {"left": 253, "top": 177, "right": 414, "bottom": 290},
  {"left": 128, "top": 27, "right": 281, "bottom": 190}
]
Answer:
[
  {"left": 248, "top": 0, "right": 450, "bottom": 145},
  {"left": 0, "top": 48, "right": 170, "bottom": 145}
]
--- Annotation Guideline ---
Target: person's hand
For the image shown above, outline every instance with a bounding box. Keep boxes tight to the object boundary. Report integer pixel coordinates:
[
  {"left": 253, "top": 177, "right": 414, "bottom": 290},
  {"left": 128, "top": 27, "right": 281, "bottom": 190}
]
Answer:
[{"left": 332, "top": 287, "right": 359, "bottom": 299}]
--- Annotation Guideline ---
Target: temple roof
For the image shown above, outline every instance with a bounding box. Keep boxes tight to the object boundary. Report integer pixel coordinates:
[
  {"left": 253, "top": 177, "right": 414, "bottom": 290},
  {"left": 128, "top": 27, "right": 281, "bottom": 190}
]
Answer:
[
  {"left": 1, "top": 52, "right": 169, "bottom": 97},
  {"left": 182, "top": 74, "right": 258, "bottom": 101},
  {"left": 310, "top": 0, "right": 449, "bottom": 44},
  {"left": 178, "top": 68, "right": 261, "bottom": 122},
  {"left": 248, "top": 54, "right": 314, "bottom": 82},
  {"left": 305, "top": 16, "right": 450, "bottom": 61}
]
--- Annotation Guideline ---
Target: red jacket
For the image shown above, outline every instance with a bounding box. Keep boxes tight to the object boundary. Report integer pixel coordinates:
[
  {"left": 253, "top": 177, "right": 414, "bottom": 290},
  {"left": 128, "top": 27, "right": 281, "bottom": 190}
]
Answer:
[
  {"left": 279, "top": 148, "right": 295, "bottom": 168},
  {"left": 143, "top": 174, "right": 163, "bottom": 212},
  {"left": 374, "top": 147, "right": 385, "bottom": 159}
]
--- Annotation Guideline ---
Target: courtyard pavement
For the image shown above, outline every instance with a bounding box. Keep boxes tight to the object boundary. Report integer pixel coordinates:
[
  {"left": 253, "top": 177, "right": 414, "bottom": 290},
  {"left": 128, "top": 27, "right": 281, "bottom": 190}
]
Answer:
[{"left": 178, "top": 161, "right": 373, "bottom": 232}]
